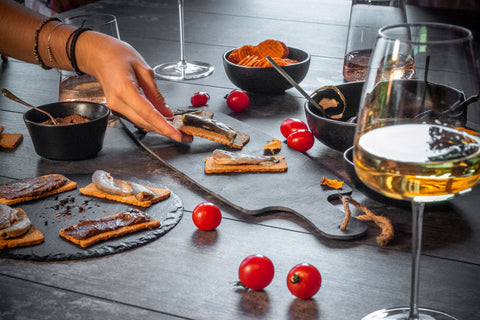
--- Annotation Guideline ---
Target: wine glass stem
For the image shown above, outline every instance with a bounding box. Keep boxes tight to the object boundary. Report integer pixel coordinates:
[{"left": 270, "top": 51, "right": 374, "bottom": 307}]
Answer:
[
  {"left": 177, "top": 0, "right": 186, "bottom": 67},
  {"left": 409, "top": 201, "right": 425, "bottom": 320}
]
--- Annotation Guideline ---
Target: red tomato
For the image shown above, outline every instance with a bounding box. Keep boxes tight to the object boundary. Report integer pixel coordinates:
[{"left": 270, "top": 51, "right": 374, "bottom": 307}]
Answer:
[
  {"left": 191, "top": 92, "right": 210, "bottom": 107},
  {"left": 226, "top": 90, "right": 249, "bottom": 112},
  {"left": 192, "top": 202, "right": 222, "bottom": 231},
  {"left": 287, "top": 129, "right": 314, "bottom": 152},
  {"left": 238, "top": 254, "right": 275, "bottom": 290},
  {"left": 287, "top": 263, "right": 322, "bottom": 299},
  {"left": 280, "top": 118, "right": 308, "bottom": 139}
]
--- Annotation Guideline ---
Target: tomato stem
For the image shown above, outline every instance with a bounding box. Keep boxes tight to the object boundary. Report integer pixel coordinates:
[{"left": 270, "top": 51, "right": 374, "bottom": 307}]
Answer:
[
  {"left": 290, "top": 273, "right": 301, "bottom": 284},
  {"left": 233, "top": 280, "right": 249, "bottom": 290}
]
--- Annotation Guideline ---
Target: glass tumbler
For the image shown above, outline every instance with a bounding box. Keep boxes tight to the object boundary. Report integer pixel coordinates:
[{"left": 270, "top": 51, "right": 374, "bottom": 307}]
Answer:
[
  {"left": 58, "top": 14, "right": 120, "bottom": 105},
  {"left": 343, "top": 0, "right": 407, "bottom": 82}
]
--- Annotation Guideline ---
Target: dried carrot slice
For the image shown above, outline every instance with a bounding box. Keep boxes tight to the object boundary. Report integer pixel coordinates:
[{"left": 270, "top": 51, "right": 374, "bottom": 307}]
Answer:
[
  {"left": 283, "top": 58, "right": 298, "bottom": 65},
  {"left": 228, "top": 49, "right": 241, "bottom": 63},
  {"left": 256, "top": 39, "right": 289, "bottom": 59},
  {"left": 238, "top": 55, "right": 257, "bottom": 66},
  {"left": 237, "top": 45, "right": 258, "bottom": 61}
]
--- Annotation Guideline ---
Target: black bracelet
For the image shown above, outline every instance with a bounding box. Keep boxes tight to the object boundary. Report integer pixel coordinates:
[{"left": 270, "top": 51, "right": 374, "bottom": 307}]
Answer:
[{"left": 66, "top": 27, "right": 91, "bottom": 75}]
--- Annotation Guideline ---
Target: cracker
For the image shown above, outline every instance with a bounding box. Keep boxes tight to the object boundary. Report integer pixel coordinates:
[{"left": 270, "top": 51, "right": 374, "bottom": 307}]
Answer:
[
  {"left": 205, "top": 156, "right": 287, "bottom": 173},
  {"left": 0, "top": 175, "right": 77, "bottom": 206},
  {"left": 79, "top": 183, "right": 170, "bottom": 207},
  {"left": 59, "top": 211, "right": 160, "bottom": 248},
  {"left": 0, "top": 209, "right": 44, "bottom": 249},
  {"left": 0, "top": 133, "right": 23, "bottom": 149}
]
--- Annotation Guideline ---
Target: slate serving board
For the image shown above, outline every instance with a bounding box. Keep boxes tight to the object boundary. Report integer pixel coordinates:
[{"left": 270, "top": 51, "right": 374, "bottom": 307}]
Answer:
[
  {"left": 121, "top": 113, "right": 367, "bottom": 240},
  {"left": 0, "top": 175, "right": 183, "bottom": 262}
]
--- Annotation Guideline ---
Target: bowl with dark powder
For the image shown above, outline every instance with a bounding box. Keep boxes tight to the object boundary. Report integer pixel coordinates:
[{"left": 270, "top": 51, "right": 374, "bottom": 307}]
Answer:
[{"left": 23, "top": 101, "right": 110, "bottom": 160}]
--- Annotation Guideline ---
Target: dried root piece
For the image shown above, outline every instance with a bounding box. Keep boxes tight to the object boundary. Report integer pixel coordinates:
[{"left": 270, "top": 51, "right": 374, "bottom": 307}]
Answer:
[
  {"left": 339, "top": 194, "right": 352, "bottom": 231},
  {"left": 338, "top": 194, "right": 394, "bottom": 246}
]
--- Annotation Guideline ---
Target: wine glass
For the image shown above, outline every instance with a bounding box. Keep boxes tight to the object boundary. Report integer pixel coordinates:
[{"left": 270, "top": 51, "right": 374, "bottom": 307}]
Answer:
[
  {"left": 354, "top": 23, "right": 480, "bottom": 320},
  {"left": 153, "top": 0, "right": 214, "bottom": 80}
]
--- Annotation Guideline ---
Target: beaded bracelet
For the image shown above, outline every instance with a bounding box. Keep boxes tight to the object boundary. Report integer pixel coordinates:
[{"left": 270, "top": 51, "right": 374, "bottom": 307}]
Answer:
[
  {"left": 33, "top": 17, "right": 61, "bottom": 70},
  {"left": 66, "top": 27, "right": 91, "bottom": 75},
  {"left": 47, "top": 22, "right": 64, "bottom": 67}
]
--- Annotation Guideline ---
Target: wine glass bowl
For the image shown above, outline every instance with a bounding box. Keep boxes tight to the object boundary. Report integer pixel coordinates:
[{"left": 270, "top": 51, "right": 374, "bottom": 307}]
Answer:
[{"left": 354, "top": 23, "right": 480, "bottom": 320}]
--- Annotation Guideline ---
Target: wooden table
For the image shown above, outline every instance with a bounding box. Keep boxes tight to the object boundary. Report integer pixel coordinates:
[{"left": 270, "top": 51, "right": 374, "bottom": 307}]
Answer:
[{"left": 1, "top": 1, "right": 479, "bottom": 319}]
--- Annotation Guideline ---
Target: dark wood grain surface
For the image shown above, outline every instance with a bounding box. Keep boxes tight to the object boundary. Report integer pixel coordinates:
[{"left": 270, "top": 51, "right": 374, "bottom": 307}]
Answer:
[{"left": 1, "top": 1, "right": 480, "bottom": 319}]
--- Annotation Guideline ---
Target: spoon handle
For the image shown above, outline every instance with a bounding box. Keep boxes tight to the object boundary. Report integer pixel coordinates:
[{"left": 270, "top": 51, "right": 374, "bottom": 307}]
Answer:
[
  {"left": 1, "top": 88, "right": 57, "bottom": 125},
  {"left": 265, "top": 56, "right": 329, "bottom": 118}
]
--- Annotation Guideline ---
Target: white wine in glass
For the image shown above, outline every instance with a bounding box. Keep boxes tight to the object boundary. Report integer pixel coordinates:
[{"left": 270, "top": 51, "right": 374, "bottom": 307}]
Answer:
[
  {"left": 154, "top": 0, "right": 214, "bottom": 80},
  {"left": 354, "top": 23, "right": 480, "bottom": 320}
]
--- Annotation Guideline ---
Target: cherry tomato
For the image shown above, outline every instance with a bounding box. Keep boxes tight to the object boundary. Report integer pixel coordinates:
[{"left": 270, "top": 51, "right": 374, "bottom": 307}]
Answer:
[
  {"left": 191, "top": 92, "right": 210, "bottom": 107},
  {"left": 192, "top": 202, "right": 222, "bottom": 231},
  {"left": 287, "top": 263, "right": 322, "bottom": 299},
  {"left": 280, "top": 118, "right": 308, "bottom": 139},
  {"left": 287, "top": 129, "right": 314, "bottom": 152},
  {"left": 238, "top": 254, "right": 275, "bottom": 290},
  {"left": 226, "top": 90, "right": 249, "bottom": 112}
]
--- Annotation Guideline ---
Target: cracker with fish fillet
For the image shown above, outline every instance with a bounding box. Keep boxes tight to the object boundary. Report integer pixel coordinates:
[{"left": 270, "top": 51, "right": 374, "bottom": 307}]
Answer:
[
  {"left": 80, "top": 183, "right": 170, "bottom": 207},
  {"left": 173, "top": 114, "right": 250, "bottom": 149},
  {"left": 205, "top": 155, "right": 287, "bottom": 173},
  {"left": 0, "top": 209, "right": 44, "bottom": 250},
  {"left": 0, "top": 174, "right": 77, "bottom": 206}
]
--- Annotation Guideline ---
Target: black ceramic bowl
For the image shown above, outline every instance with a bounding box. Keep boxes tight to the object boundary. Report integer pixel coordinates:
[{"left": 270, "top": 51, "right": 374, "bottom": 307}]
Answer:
[
  {"left": 23, "top": 101, "right": 110, "bottom": 160},
  {"left": 304, "top": 81, "right": 364, "bottom": 152},
  {"left": 223, "top": 47, "right": 310, "bottom": 94},
  {"left": 343, "top": 146, "right": 410, "bottom": 207}
]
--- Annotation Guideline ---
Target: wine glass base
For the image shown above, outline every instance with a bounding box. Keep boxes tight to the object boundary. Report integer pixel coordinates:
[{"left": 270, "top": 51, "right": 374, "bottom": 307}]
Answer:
[
  {"left": 362, "top": 307, "right": 457, "bottom": 320},
  {"left": 153, "top": 61, "right": 214, "bottom": 81}
]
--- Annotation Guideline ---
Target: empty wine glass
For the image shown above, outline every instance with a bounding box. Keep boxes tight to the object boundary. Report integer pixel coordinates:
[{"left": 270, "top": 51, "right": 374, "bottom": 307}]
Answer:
[
  {"left": 354, "top": 23, "right": 480, "bottom": 319},
  {"left": 153, "top": 0, "right": 214, "bottom": 80}
]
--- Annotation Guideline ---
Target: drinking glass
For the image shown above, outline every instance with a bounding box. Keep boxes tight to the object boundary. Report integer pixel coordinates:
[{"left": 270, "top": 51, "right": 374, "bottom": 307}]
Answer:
[
  {"left": 354, "top": 23, "right": 480, "bottom": 319},
  {"left": 343, "top": 0, "right": 407, "bottom": 82},
  {"left": 153, "top": 0, "right": 214, "bottom": 80},
  {"left": 59, "top": 14, "right": 120, "bottom": 104}
]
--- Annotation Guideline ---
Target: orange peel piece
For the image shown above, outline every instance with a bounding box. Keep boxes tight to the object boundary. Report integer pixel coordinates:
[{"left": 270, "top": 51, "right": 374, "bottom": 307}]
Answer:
[
  {"left": 321, "top": 177, "right": 344, "bottom": 189},
  {"left": 264, "top": 139, "right": 282, "bottom": 154}
]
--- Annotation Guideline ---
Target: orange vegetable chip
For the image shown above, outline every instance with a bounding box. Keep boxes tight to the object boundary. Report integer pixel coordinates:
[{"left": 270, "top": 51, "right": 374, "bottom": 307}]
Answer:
[
  {"left": 256, "top": 39, "right": 289, "bottom": 59},
  {"left": 237, "top": 45, "right": 259, "bottom": 61},
  {"left": 228, "top": 50, "right": 241, "bottom": 63},
  {"left": 238, "top": 55, "right": 258, "bottom": 66},
  {"left": 229, "top": 40, "right": 298, "bottom": 68},
  {"left": 321, "top": 176, "right": 344, "bottom": 189}
]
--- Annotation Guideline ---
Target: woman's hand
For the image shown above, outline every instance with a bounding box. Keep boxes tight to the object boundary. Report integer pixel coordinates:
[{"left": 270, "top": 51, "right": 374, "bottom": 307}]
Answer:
[{"left": 78, "top": 32, "right": 192, "bottom": 142}]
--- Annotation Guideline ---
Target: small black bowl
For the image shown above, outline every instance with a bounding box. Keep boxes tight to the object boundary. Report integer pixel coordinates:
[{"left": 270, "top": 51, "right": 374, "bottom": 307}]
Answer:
[
  {"left": 223, "top": 47, "right": 310, "bottom": 94},
  {"left": 304, "top": 81, "right": 364, "bottom": 152},
  {"left": 23, "top": 101, "right": 109, "bottom": 160}
]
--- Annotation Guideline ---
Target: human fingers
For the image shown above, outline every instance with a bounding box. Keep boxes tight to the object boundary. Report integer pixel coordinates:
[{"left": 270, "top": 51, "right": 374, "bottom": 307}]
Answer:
[
  {"left": 107, "top": 86, "right": 188, "bottom": 142},
  {"left": 134, "top": 65, "right": 175, "bottom": 118}
]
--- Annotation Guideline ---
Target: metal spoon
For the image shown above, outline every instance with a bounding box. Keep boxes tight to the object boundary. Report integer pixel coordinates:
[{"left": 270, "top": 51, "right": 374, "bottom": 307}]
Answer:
[
  {"left": 265, "top": 56, "right": 330, "bottom": 118},
  {"left": 1, "top": 88, "right": 57, "bottom": 125}
]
